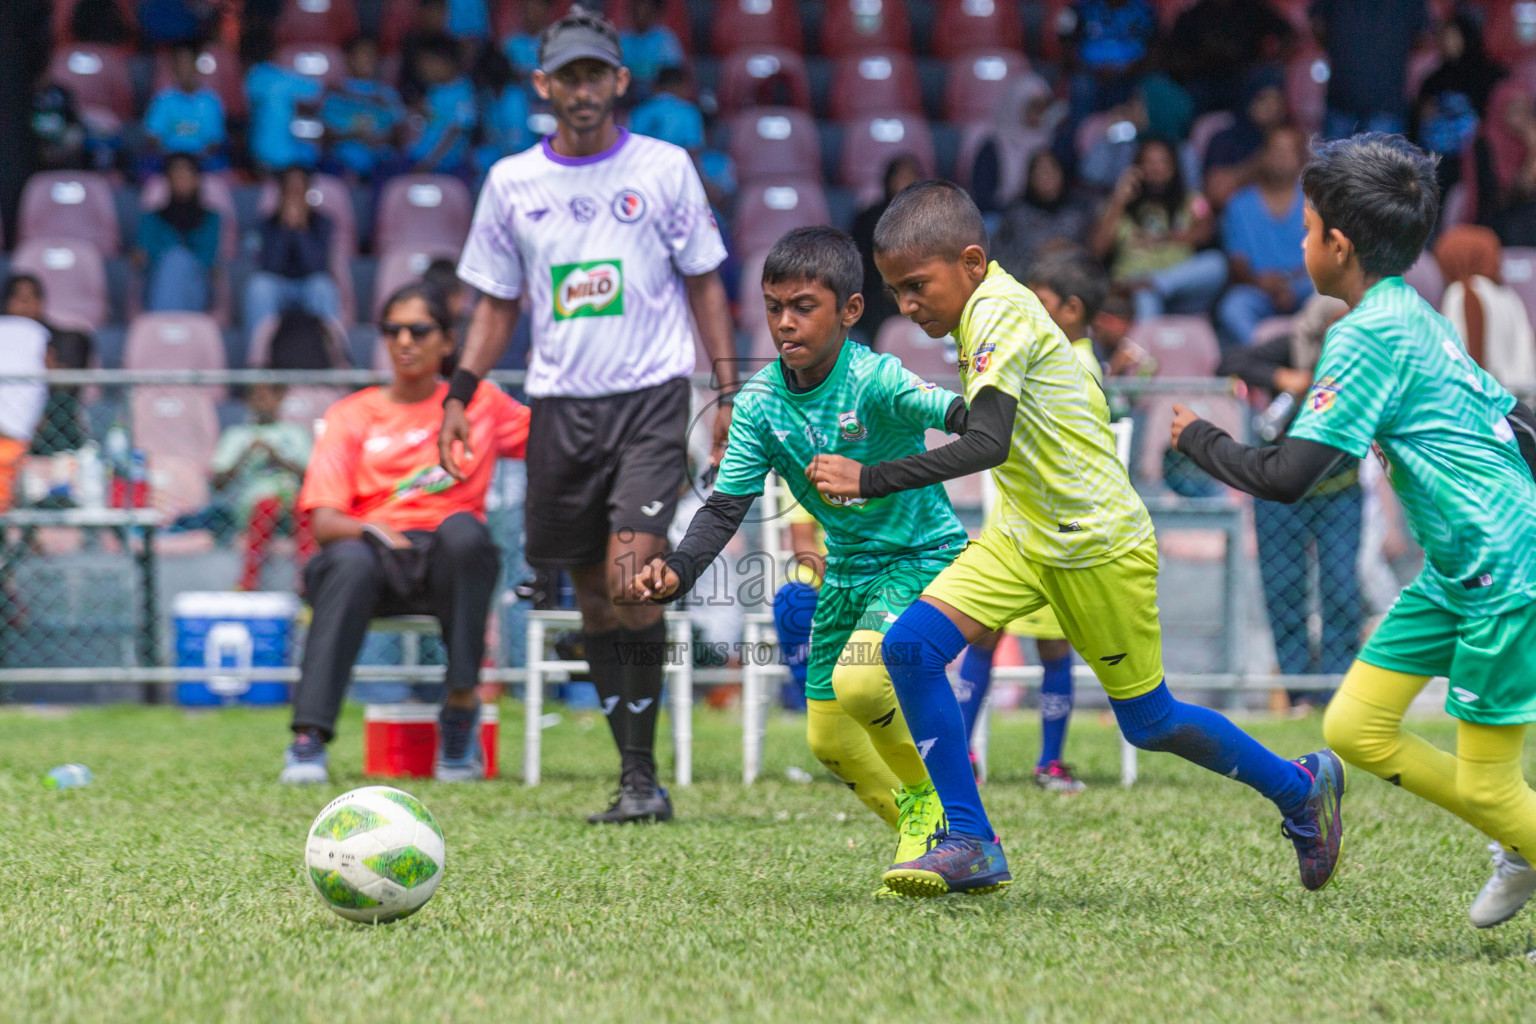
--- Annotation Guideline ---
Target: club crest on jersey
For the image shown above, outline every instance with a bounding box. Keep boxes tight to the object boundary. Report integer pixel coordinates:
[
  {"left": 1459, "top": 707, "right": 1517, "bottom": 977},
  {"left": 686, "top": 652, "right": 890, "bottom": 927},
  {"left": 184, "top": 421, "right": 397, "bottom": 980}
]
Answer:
[
  {"left": 568, "top": 195, "right": 598, "bottom": 224},
  {"left": 612, "top": 189, "right": 647, "bottom": 223},
  {"left": 838, "top": 410, "right": 867, "bottom": 441},
  {"left": 552, "top": 260, "right": 624, "bottom": 320},
  {"left": 821, "top": 493, "right": 868, "bottom": 509},
  {"left": 1309, "top": 375, "right": 1341, "bottom": 413},
  {"left": 972, "top": 353, "right": 991, "bottom": 374}
]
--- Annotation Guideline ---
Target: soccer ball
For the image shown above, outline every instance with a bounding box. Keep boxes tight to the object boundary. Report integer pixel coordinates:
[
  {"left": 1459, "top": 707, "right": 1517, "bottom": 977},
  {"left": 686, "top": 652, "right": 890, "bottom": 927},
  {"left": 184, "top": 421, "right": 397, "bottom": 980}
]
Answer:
[{"left": 304, "top": 786, "right": 446, "bottom": 923}]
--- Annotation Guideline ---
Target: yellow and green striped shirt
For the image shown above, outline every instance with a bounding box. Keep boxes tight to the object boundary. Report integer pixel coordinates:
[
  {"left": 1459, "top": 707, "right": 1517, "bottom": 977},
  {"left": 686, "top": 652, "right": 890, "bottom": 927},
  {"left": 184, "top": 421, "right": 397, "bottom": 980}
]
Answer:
[{"left": 955, "top": 263, "right": 1151, "bottom": 568}]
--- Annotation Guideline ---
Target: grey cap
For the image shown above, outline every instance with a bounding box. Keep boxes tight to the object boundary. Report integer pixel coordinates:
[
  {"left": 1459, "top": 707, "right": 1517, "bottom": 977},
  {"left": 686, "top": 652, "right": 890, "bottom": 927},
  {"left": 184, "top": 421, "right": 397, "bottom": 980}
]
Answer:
[{"left": 539, "top": 21, "right": 622, "bottom": 72}]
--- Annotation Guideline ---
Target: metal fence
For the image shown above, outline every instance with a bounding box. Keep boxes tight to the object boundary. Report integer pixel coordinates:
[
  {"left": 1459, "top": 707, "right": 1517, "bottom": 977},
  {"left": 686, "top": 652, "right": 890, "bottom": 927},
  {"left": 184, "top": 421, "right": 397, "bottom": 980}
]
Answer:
[{"left": 0, "top": 368, "right": 1436, "bottom": 710}]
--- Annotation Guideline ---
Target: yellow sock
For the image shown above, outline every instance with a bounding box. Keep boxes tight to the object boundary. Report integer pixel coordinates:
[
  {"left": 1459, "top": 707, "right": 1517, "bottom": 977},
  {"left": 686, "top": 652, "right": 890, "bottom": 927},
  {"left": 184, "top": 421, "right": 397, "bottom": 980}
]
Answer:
[
  {"left": 831, "top": 630, "right": 930, "bottom": 788},
  {"left": 1322, "top": 661, "right": 1464, "bottom": 818},
  {"left": 1456, "top": 721, "right": 1536, "bottom": 858},
  {"left": 806, "top": 699, "right": 901, "bottom": 828}
]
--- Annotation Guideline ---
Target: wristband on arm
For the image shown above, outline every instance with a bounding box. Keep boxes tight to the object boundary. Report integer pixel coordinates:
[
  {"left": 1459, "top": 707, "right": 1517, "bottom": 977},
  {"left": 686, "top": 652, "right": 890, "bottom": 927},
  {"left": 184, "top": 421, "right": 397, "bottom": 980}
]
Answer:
[{"left": 444, "top": 368, "right": 481, "bottom": 407}]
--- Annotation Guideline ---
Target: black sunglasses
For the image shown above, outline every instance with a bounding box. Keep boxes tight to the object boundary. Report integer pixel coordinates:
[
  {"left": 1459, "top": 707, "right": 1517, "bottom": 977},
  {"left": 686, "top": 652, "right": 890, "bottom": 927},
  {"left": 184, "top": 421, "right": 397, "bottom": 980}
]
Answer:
[{"left": 379, "top": 321, "right": 440, "bottom": 340}]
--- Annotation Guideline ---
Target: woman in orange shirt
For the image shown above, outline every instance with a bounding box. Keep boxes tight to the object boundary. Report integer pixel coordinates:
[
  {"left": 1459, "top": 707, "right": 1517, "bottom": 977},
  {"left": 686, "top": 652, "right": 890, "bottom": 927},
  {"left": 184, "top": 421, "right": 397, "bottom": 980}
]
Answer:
[{"left": 282, "top": 282, "right": 529, "bottom": 784}]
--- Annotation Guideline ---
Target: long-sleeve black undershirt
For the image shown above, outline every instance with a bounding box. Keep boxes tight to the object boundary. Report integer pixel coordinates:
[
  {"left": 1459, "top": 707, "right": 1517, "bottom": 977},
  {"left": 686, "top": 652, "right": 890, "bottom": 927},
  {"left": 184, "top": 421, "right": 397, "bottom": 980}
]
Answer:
[
  {"left": 1176, "top": 419, "right": 1349, "bottom": 504},
  {"left": 860, "top": 386, "right": 1017, "bottom": 498}
]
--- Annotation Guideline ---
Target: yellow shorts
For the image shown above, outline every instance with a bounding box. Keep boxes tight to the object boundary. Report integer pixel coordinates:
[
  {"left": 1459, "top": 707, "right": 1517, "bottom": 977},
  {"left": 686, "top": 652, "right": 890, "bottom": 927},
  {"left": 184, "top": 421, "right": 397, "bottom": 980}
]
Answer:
[
  {"left": 1003, "top": 604, "right": 1065, "bottom": 640},
  {"left": 925, "top": 527, "right": 1165, "bottom": 700}
]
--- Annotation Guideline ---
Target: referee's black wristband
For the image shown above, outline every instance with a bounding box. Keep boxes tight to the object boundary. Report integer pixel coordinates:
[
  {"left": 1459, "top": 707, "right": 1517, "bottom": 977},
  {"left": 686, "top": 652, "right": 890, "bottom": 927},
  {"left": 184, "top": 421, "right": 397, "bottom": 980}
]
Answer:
[{"left": 445, "top": 368, "right": 481, "bottom": 407}]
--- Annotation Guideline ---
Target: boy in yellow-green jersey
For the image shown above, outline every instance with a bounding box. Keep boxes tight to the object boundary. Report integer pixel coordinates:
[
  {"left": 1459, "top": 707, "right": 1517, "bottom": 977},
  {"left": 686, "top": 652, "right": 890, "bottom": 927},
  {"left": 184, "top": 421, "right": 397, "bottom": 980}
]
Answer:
[{"left": 807, "top": 181, "right": 1344, "bottom": 898}]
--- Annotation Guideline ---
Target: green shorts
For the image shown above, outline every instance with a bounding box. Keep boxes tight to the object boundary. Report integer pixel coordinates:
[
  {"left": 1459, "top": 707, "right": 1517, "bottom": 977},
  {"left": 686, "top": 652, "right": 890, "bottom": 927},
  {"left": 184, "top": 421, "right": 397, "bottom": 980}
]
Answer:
[
  {"left": 805, "top": 556, "right": 953, "bottom": 702},
  {"left": 1360, "top": 585, "right": 1536, "bottom": 725}
]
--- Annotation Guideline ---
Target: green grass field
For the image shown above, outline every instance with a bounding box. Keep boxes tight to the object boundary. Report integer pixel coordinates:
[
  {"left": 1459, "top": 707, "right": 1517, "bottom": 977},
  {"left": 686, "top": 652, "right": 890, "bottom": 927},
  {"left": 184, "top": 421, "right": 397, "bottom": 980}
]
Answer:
[{"left": 7, "top": 702, "right": 1535, "bottom": 1023}]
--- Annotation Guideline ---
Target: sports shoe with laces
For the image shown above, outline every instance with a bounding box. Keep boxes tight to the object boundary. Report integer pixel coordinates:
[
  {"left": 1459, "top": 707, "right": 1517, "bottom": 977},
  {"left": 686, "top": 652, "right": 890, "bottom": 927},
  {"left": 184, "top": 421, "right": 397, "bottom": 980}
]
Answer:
[
  {"left": 586, "top": 764, "right": 674, "bottom": 824},
  {"left": 433, "top": 702, "right": 484, "bottom": 782},
  {"left": 883, "top": 831, "right": 1012, "bottom": 897},
  {"left": 280, "top": 730, "right": 329, "bottom": 785},
  {"left": 893, "top": 781, "right": 946, "bottom": 865},
  {"left": 1033, "top": 760, "right": 1087, "bottom": 794},
  {"left": 1282, "top": 749, "right": 1346, "bottom": 891},
  {"left": 1470, "top": 841, "right": 1536, "bottom": 928}
]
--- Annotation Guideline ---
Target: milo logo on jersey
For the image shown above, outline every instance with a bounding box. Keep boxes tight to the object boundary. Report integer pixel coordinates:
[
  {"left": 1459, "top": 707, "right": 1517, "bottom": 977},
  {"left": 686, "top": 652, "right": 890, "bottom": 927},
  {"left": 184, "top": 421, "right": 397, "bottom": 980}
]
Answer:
[{"left": 552, "top": 260, "right": 624, "bottom": 320}]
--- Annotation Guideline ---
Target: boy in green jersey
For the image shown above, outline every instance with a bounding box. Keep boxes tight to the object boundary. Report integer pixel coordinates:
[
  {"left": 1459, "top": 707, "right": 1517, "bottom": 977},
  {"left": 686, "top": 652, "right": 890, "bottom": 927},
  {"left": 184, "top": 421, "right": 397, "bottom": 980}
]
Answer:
[
  {"left": 629, "top": 227, "right": 967, "bottom": 895},
  {"left": 1174, "top": 133, "right": 1536, "bottom": 928}
]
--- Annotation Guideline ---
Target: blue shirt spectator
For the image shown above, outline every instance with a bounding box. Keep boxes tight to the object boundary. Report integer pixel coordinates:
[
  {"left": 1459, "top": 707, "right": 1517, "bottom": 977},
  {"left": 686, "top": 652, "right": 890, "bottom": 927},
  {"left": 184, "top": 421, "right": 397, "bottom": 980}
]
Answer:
[
  {"left": 477, "top": 83, "right": 532, "bottom": 174},
  {"left": 1216, "top": 127, "right": 1313, "bottom": 346},
  {"left": 245, "top": 61, "right": 324, "bottom": 169},
  {"left": 1222, "top": 182, "right": 1306, "bottom": 277},
  {"left": 622, "top": 0, "right": 685, "bottom": 86},
  {"left": 630, "top": 89, "right": 703, "bottom": 152},
  {"left": 1074, "top": 0, "right": 1156, "bottom": 71},
  {"left": 446, "top": 0, "right": 489, "bottom": 39},
  {"left": 322, "top": 37, "right": 405, "bottom": 179},
  {"left": 502, "top": 0, "right": 558, "bottom": 75},
  {"left": 136, "top": 153, "right": 222, "bottom": 313},
  {"left": 145, "top": 43, "right": 226, "bottom": 165},
  {"left": 408, "top": 77, "right": 477, "bottom": 173}
]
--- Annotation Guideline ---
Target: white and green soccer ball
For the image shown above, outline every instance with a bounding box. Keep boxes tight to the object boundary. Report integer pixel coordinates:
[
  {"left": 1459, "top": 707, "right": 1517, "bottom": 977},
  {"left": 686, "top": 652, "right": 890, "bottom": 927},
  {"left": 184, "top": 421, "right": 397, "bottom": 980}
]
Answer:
[{"left": 304, "top": 786, "right": 446, "bottom": 924}]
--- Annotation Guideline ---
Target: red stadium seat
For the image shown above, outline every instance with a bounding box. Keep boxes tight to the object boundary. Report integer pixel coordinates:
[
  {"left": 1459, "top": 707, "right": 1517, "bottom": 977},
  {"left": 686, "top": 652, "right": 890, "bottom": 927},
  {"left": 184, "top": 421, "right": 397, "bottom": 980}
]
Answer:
[
  {"left": 819, "top": 0, "right": 912, "bottom": 57},
  {"left": 605, "top": 0, "right": 693, "bottom": 46},
  {"left": 276, "top": 0, "right": 362, "bottom": 47},
  {"left": 829, "top": 50, "right": 922, "bottom": 120},
  {"left": 934, "top": 0, "right": 1024, "bottom": 58},
  {"left": 276, "top": 44, "right": 348, "bottom": 89},
  {"left": 711, "top": 0, "right": 803, "bottom": 55},
  {"left": 18, "top": 172, "right": 120, "bottom": 256},
  {"left": 375, "top": 175, "right": 474, "bottom": 253},
  {"left": 1404, "top": 249, "right": 1445, "bottom": 306},
  {"left": 728, "top": 107, "right": 822, "bottom": 183},
  {"left": 10, "top": 239, "right": 108, "bottom": 331},
  {"left": 259, "top": 172, "right": 358, "bottom": 323},
  {"left": 1038, "top": 0, "right": 1075, "bottom": 62},
  {"left": 1187, "top": 110, "right": 1235, "bottom": 171},
  {"left": 733, "top": 180, "right": 832, "bottom": 255},
  {"left": 717, "top": 47, "right": 814, "bottom": 114},
  {"left": 1285, "top": 47, "right": 1329, "bottom": 135},
  {"left": 152, "top": 43, "right": 248, "bottom": 120},
  {"left": 839, "top": 114, "right": 936, "bottom": 200},
  {"left": 1405, "top": 47, "right": 1443, "bottom": 102},
  {"left": 132, "top": 387, "right": 220, "bottom": 474},
  {"left": 1129, "top": 315, "right": 1221, "bottom": 377},
  {"left": 944, "top": 50, "right": 1030, "bottom": 124},
  {"left": 1154, "top": 0, "right": 1201, "bottom": 30},
  {"left": 140, "top": 171, "right": 240, "bottom": 325},
  {"left": 372, "top": 245, "right": 462, "bottom": 320},
  {"left": 47, "top": 45, "right": 135, "bottom": 124},
  {"left": 875, "top": 318, "right": 958, "bottom": 378},
  {"left": 1486, "top": 1, "right": 1536, "bottom": 65},
  {"left": 123, "top": 313, "right": 227, "bottom": 376}
]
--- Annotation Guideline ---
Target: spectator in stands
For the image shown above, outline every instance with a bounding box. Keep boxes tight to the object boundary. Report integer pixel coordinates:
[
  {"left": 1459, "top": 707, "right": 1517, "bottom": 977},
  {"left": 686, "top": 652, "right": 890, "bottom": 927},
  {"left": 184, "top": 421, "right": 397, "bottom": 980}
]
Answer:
[
  {"left": 1216, "top": 125, "right": 1312, "bottom": 347},
  {"left": 1203, "top": 66, "right": 1290, "bottom": 210},
  {"left": 399, "top": 0, "right": 452, "bottom": 103},
  {"left": 135, "top": 153, "right": 221, "bottom": 313},
  {"left": 243, "top": 22, "right": 324, "bottom": 171},
  {"left": 1215, "top": 294, "right": 1358, "bottom": 706},
  {"left": 245, "top": 166, "right": 341, "bottom": 338},
  {"left": 136, "top": 0, "right": 212, "bottom": 45},
  {"left": 1066, "top": 0, "right": 1157, "bottom": 122},
  {"left": 1165, "top": 0, "right": 1294, "bottom": 114},
  {"left": 503, "top": 0, "right": 556, "bottom": 77},
  {"left": 470, "top": 46, "right": 531, "bottom": 176},
  {"left": 1094, "top": 284, "right": 1156, "bottom": 381},
  {"left": 322, "top": 36, "right": 406, "bottom": 181},
  {"left": 70, "top": 0, "right": 131, "bottom": 44},
  {"left": 1414, "top": 7, "right": 1504, "bottom": 197},
  {"left": 630, "top": 66, "right": 703, "bottom": 152},
  {"left": 851, "top": 155, "right": 924, "bottom": 344},
  {"left": 29, "top": 329, "right": 92, "bottom": 458},
  {"left": 29, "top": 68, "right": 87, "bottom": 171},
  {"left": 268, "top": 309, "right": 348, "bottom": 370},
  {"left": 1080, "top": 73, "right": 1195, "bottom": 190},
  {"left": 1091, "top": 137, "right": 1225, "bottom": 324},
  {"left": 403, "top": 33, "right": 477, "bottom": 178},
  {"left": 144, "top": 42, "right": 228, "bottom": 172},
  {"left": 969, "top": 73, "right": 1067, "bottom": 213},
  {"left": 280, "top": 282, "right": 530, "bottom": 784},
  {"left": 992, "top": 151, "right": 1094, "bottom": 281},
  {"left": 1473, "top": 80, "right": 1536, "bottom": 243},
  {"left": 1310, "top": 0, "right": 1431, "bottom": 139},
  {"left": 3, "top": 273, "right": 51, "bottom": 333},
  {"left": 0, "top": 310, "right": 47, "bottom": 511},
  {"left": 445, "top": 0, "right": 490, "bottom": 41},
  {"left": 621, "top": 0, "right": 685, "bottom": 87},
  {"left": 211, "top": 381, "right": 314, "bottom": 591},
  {"left": 1435, "top": 225, "right": 1536, "bottom": 390}
]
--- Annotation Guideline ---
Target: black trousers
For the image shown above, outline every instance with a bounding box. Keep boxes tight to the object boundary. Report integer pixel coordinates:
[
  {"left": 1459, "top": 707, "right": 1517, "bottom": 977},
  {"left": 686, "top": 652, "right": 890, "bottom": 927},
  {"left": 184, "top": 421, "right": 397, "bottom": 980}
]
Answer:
[{"left": 291, "top": 512, "right": 501, "bottom": 738}]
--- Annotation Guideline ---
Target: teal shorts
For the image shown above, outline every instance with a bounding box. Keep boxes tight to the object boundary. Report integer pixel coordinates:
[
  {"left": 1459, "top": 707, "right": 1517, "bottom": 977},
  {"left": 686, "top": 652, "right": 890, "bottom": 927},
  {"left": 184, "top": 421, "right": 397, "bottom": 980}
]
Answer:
[
  {"left": 805, "top": 556, "right": 952, "bottom": 702},
  {"left": 1360, "top": 585, "right": 1536, "bottom": 725}
]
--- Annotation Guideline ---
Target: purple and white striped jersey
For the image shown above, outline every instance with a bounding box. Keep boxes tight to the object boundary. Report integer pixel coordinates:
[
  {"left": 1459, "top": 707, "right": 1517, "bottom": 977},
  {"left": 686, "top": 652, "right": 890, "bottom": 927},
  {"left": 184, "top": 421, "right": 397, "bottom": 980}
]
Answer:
[{"left": 457, "top": 128, "right": 727, "bottom": 398}]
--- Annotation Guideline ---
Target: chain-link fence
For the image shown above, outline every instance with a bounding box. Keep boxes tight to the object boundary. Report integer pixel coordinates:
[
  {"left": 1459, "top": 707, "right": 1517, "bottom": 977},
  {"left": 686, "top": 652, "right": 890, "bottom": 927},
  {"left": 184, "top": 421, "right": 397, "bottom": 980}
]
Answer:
[{"left": 0, "top": 367, "right": 1464, "bottom": 712}]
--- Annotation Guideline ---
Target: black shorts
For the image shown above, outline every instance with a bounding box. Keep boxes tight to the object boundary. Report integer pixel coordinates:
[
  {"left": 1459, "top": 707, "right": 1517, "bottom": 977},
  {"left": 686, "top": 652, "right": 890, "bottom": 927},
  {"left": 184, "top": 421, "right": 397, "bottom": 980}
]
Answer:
[{"left": 525, "top": 376, "right": 690, "bottom": 569}]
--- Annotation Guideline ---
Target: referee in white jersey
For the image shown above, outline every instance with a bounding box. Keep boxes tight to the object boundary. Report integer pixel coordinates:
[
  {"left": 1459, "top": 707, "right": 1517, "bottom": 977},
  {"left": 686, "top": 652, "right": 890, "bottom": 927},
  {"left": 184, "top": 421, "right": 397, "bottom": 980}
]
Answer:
[{"left": 441, "top": 5, "right": 736, "bottom": 823}]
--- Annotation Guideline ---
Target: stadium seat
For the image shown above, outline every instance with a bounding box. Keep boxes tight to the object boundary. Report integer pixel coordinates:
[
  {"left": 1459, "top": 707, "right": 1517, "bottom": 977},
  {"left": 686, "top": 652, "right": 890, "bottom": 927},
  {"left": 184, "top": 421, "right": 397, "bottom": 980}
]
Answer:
[
  {"left": 943, "top": 50, "right": 1029, "bottom": 125},
  {"left": 1285, "top": 47, "right": 1329, "bottom": 135},
  {"left": 874, "top": 317, "right": 958, "bottom": 378},
  {"left": 1403, "top": 250, "right": 1445, "bottom": 306},
  {"left": 1485, "top": 1, "right": 1536, "bottom": 65},
  {"left": 1187, "top": 110, "right": 1235, "bottom": 171},
  {"left": 838, "top": 113, "right": 935, "bottom": 200},
  {"left": 258, "top": 172, "right": 358, "bottom": 323},
  {"left": 375, "top": 175, "right": 474, "bottom": 254},
  {"left": 276, "top": 0, "right": 361, "bottom": 47},
  {"left": 717, "top": 47, "right": 814, "bottom": 114},
  {"left": 493, "top": 0, "right": 575, "bottom": 39},
  {"left": 10, "top": 238, "right": 108, "bottom": 330},
  {"left": 711, "top": 0, "right": 804, "bottom": 55},
  {"left": 123, "top": 314, "right": 227, "bottom": 397},
  {"left": 1154, "top": 0, "right": 1201, "bottom": 29},
  {"left": 1249, "top": 316, "right": 1294, "bottom": 350},
  {"left": 1405, "top": 47, "right": 1443, "bottom": 102},
  {"left": 246, "top": 312, "right": 352, "bottom": 368},
  {"left": 819, "top": 0, "right": 912, "bottom": 57},
  {"left": 276, "top": 44, "right": 348, "bottom": 89},
  {"left": 18, "top": 172, "right": 121, "bottom": 255},
  {"left": 152, "top": 43, "right": 247, "bottom": 120},
  {"left": 371, "top": 245, "right": 462, "bottom": 320},
  {"left": 47, "top": 44, "right": 135, "bottom": 124},
  {"left": 1502, "top": 247, "right": 1536, "bottom": 326},
  {"left": 934, "top": 0, "right": 1025, "bottom": 58},
  {"left": 132, "top": 387, "right": 221, "bottom": 517},
  {"left": 1037, "top": 0, "right": 1076, "bottom": 63},
  {"left": 605, "top": 0, "right": 693, "bottom": 45},
  {"left": 733, "top": 180, "right": 832, "bottom": 256},
  {"left": 953, "top": 123, "right": 1041, "bottom": 201},
  {"left": 736, "top": 250, "right": 778, "bottom": 365},
  {"left": 828, "top": 50, "right": 923, "bottom": 120},
  {"left": 1129, "top": 315, "right": 1221, "bottom": 377},
  {"left": 727, "top": 107, "right": 823, "bottom": 183}
]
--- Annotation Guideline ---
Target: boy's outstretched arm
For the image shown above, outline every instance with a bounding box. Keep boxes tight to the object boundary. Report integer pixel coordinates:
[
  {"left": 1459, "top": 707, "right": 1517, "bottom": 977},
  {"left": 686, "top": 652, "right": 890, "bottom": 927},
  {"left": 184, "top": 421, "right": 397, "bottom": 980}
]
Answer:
[
  {"left": 807, "top": 389, "right": 1015, "bottom": 499},
  {"left": 629, "top": 492, "right": 754, "bottom": 602},
  {"left": 1171, "top": 403, "right": 1349, "bottom": 504}
]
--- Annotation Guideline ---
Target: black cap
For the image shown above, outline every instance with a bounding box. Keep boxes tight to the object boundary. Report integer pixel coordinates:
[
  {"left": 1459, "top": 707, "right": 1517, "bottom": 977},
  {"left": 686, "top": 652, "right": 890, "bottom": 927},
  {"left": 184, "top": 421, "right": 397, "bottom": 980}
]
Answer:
[{"left": 539, "top": 18, "right": 622, "bottom": 73}]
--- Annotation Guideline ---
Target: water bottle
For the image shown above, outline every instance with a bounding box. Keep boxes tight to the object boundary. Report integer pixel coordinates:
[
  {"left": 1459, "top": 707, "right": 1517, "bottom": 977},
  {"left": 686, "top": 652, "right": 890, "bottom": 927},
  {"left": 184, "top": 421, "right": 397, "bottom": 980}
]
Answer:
[
  {"left": 1254, "top": 392, "right": 1296, "bottom": 443},
  {"left": 104, "top": 423, "right": 130, "bottom": 475},
  {"left": 44, "top": 764, "right": 93, "bottom": 789},
  {"left": 75, "top": 441, "right": 105, "bottom": 509}
]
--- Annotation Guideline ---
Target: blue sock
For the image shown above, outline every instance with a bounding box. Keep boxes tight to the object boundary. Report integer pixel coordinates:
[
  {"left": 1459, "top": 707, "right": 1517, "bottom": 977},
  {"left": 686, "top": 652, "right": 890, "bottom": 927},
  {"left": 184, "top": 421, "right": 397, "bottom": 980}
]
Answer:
[
  {"left": 957, "top": 645, "right": 994, "bottom": 742},
  {"left": 1111, "top": 681, "right": 1311, "bottom": 817},
  {"left": 884, "top": 601, "right": 994, "bottom": 840},
  {"left": 1037, "top": 653, "right": 1073, "bottom": 767},
  {"left": 773, "top": 582, "right": 816, "bottom": 710}
]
